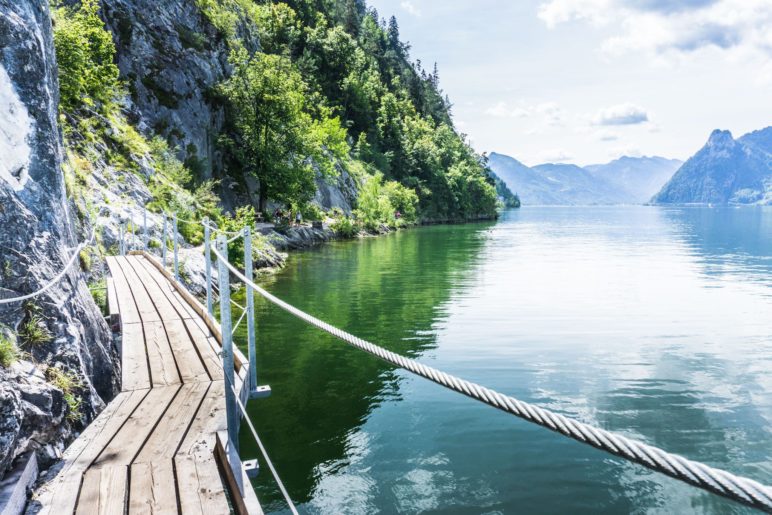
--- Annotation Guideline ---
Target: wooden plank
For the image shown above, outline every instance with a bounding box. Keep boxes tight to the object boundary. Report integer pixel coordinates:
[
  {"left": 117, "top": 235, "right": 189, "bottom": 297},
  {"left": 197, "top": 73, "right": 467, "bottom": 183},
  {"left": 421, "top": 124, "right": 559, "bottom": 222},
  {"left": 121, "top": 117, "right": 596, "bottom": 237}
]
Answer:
[
  {"left": 106, "top": 256, "right": 140, "bottom": 325},
  {"left": 128, "top": 461, "right": 178, "bottom": 514},
  {"left": 134, "top": 382, "right": 208, "bottom": 464},
  {"left": 34, "top": 390, "right": 148, "bottom": 515},
  {"left": 143, "top": 321, "right": 181, "bottom": 387},
  {"left": 183, "top": 318, "right": 222, "bottom": 381},
  {"left": 164, "top": 318, "right": 210, "bottom": 383},
  {"left": 121, "top": 321, "right": 151, "bottom": 391},
  {"left": 92, "top": 386, "right": 179, "bottom": 470},
  {"left": 115, "top": 256, "right": 161, "bottom": 323},
  {"left": 174, "top": 457, "right": 229, "bottom": 515},
  {"left": 75, "top": 466, "right": 127, "bottom": 515},
  {"left": 106, "top": 277, "right": 120, "bottom": 332},
  {"left": 125, "top": 256, "right": 182, "bottom": 322},
  {"left": 176, "top": 381, "right": 227, "bottom": 461},
  {"left": 135, "top": 256, "right": 195, "bottom": 320}
]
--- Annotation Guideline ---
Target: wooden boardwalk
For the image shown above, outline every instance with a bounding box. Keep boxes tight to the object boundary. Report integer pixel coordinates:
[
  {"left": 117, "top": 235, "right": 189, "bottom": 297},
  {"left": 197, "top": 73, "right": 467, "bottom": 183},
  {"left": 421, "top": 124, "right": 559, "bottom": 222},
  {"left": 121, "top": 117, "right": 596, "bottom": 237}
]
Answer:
[{"left": 32, "top": 254, "right": 261, "bottom": 514}]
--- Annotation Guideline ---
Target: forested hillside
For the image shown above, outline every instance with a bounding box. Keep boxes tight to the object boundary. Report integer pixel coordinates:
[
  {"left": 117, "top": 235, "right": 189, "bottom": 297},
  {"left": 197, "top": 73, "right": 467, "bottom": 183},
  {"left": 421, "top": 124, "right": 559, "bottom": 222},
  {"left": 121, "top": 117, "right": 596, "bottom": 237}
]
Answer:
[{"left": 55, "top": 0, "right": 502, "bottom": 234}]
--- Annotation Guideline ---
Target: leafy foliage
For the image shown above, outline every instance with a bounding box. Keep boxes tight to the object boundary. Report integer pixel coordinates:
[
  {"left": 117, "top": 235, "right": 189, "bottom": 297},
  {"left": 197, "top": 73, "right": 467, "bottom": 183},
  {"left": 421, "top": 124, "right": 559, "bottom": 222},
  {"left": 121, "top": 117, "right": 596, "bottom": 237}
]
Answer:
[
  {"left": 0, "top": 333, "right": 20, "bottom": 368},
  {"left": 46, "top": 367, "right": 83, "bottom": 423},
  {"left": 52, "top": 0, "right": 121, "bottom": 113},
  {"left": 203, "top": 0, "right": 498, "bottom": 221}
]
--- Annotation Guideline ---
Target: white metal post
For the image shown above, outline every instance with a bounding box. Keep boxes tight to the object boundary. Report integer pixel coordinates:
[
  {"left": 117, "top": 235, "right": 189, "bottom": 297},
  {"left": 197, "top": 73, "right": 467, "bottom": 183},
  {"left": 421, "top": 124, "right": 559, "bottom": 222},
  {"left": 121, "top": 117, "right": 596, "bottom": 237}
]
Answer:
[
  {"left": 173, "top": 213, "right": 179, "bottom": 282},
  {"left": 217, "top": 235, "right": 243, "bottom": 494},
  {"left": 161, "top": 214, "right": 167, "bottom": 265},
  {"left": 204, "top": 219, "right": 213, "bottom": 318},
  {"left": 143, "top": 206, "right": 148, "bottom": 251},
  {"left": 244, "top": 226, "right": 257, "bottom": 393}
]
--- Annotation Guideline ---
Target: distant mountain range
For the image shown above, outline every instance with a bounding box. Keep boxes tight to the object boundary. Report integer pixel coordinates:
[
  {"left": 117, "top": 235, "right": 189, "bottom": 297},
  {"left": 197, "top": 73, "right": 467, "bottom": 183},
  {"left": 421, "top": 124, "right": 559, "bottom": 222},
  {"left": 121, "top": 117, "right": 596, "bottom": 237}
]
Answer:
[
  {"left": 653, "top": 127, "right": 772, "bottom": 205},
  {"left": 488, "top": 152, "right": 682, "bottom": 205}
]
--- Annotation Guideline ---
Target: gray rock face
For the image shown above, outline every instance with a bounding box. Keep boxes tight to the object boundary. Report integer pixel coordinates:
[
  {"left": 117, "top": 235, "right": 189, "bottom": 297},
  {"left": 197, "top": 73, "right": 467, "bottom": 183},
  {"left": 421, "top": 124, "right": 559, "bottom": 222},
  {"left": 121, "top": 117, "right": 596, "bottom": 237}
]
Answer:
[
  {"left": 0, "top": 0, "right": 118, "bottom": 478},
  {"left": 101, "top": 0, "right": 259, "bottom": 183}
]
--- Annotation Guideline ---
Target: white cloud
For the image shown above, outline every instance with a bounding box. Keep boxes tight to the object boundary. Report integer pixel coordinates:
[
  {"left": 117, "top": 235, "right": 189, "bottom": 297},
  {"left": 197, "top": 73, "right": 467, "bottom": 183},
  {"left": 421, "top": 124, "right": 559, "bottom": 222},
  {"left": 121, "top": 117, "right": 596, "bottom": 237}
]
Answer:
[
  {"left": 592, "top": 103, "right": 649, "bottom": 125},
  {"left": 537, "top": 0, "right": 772, "bottom": 61},
  {"left": 400, "top": 0, "right": 421, "bottom": 17},
  {"left": 541, "top": 149, "right": 573, "bottom": 162},
  {"left": 484, "top": 101, "right": 530, "bottom": 118},
  {"left": 595, "top": 129, "right": 620, "bottom": 141}
]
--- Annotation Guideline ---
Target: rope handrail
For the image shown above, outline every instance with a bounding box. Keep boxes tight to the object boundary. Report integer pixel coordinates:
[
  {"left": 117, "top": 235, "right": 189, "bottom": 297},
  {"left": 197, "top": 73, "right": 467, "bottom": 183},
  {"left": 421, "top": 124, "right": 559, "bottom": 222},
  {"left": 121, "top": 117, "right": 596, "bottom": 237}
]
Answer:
[
  {"left": 0, "top": 225, "right": 96, "bottom": 305},
  {"left": 210, "top": 244, "right": 772, "bottom": 513}
]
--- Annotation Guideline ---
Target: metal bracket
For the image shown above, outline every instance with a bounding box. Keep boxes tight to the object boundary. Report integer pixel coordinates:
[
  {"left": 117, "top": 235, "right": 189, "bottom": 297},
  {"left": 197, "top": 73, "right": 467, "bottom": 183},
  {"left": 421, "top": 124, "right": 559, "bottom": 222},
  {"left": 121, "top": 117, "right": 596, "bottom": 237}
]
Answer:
[
  {"left": 243, "top": 459, "right": 260, "bottom": 479},
  {"left": 249, "top": 385, "right": 272, "bottom": 400}
]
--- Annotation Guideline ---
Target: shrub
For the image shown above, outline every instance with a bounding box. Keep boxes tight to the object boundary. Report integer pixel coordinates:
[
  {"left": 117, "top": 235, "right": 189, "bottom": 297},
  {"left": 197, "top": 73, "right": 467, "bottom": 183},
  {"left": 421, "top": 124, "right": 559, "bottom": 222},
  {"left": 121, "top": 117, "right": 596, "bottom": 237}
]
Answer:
[
  {"left": 89, "top": 279, "right": 107, "bottom": 315},
  {"left": 0, "top": 334, "right": 20, "bottom": 368},
  {"left": 46, "top": 367, "right": 83, "bottom": 423},
  {"left": 331, "top": 216, "right": 358, "bottom": 238},
  {"left": 52, "top": 0, "right": 121, "bottom": 113}
]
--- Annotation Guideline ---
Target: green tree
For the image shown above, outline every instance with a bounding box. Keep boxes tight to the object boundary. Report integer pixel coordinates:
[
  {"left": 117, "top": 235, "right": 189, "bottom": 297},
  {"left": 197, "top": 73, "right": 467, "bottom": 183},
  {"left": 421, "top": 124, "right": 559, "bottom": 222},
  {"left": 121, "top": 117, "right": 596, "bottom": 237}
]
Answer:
[
  {"left": 220, "top": 49, "right": 347, "bottom": 212},
  {"left": 52, "top": 0, "right": 121, "bottom": 113}
]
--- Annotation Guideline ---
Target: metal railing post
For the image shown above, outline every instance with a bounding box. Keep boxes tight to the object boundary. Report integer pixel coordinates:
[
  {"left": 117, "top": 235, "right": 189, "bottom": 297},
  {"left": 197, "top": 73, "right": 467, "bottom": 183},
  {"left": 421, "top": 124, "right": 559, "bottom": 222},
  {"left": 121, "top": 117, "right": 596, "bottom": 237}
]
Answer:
[
  {"left": 143, "top": 206, "right": 148, "bottom": 251},
  {"left": 161, "top": 214, "right": 167, "bottom": 265},
  {"left": 118, "top": 223, "right": 124, "bottom": 256},
  {"left": 244, "top": 225, "right": 257, "bottom": 393},
  {"left": 204, "top": 218, "right": 213, "bottom": 318},
  {"left": 173, "top": 213, "right": 179, "bottom": 282},
  {"left": 217, "top": 235, "right": 243, "bottom": 494}
]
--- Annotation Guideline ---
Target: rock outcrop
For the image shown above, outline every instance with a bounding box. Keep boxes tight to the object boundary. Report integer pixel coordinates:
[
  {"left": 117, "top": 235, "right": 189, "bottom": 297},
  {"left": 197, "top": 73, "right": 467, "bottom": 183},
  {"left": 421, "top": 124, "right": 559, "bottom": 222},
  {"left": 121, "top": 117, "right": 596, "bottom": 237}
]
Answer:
[{"left": 0, "top": 0, "right": 119, "bottom": 478}]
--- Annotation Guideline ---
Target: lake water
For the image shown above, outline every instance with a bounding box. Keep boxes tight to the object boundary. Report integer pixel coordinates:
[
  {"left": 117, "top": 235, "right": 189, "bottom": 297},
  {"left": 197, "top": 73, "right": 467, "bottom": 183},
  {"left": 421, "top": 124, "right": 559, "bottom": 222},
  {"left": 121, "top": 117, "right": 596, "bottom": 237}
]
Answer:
[{"left": 237, "top": 206, "right": 772, "bottom": 514}]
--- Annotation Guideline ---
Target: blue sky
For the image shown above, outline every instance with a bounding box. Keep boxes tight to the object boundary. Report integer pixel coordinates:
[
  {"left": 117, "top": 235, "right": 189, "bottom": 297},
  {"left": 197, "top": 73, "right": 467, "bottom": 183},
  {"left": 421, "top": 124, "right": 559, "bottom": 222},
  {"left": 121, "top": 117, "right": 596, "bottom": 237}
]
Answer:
[{"left": 366, "top": 0, "right": 772, "bottom": 166}]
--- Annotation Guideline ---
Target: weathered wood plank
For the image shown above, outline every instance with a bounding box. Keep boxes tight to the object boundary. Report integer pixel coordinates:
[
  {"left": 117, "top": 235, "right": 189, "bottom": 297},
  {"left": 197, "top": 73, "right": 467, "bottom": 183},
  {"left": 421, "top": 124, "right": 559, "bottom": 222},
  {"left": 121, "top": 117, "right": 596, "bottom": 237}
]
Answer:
[
  {"left": 115, "top": 256, "right": 161, "bottom": 323},
  {"left": 106, "top": 277, "right": 120, "bottom": 332},
  {"left": 174, "top": 456, "right": 229, "bottom": 515},
  {"left": 92, "top": 386, "right": 179, "bottom": 470},
  {"left": 106, "top": 256, "right": 140, "bottom": 326},
  {"left": 176, "top": 381, "right": 226, "bottom": 461},
  {"left": 134, "top": 382, "right": 208, "bottom": 464},
  {"left": 75, "top": 466, "right": 127, "bottom": 515},
  {"left": 143, "top": 320, "right": 181, "bottom": 387},
  {"left": 122, "top": 321, "right": 151, "bottom": 391},
  {"left": 34, "top": 389, "right": 148, "bottom": 515},
  {"left": 164, "top": 318, "right": 210, "bottom": 383},
  {"left": 125, "top": 256, "right": 183, "bottom": 322},
  {"left": 128, "top": 461, "right": 178, "bottom": 514},
  {"left": 183, "top": 318, "right": 222, "bottom": 381},
  {"left": 135, "top": 256, "right": 195, "bottom": 320}
]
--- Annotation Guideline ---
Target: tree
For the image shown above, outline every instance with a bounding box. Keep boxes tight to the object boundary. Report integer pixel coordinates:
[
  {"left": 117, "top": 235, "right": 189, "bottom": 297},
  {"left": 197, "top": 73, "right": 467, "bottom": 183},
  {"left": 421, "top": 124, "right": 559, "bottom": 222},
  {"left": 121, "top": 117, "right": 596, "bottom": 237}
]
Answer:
[{"left": 219, "top": 50, "right": 318, "bottom": 212}]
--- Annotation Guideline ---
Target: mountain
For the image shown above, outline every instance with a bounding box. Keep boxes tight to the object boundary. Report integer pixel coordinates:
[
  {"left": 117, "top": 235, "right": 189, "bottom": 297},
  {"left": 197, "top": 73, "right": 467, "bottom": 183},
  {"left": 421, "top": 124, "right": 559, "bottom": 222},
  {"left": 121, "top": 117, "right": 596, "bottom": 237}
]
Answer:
[
  {"left": 585, "top": 156, "right": 682, "bottom": 203},
  {"left": 488, "top": 152, "right": 680, "bottom": 205},
  {"left": 487, "top": 153, "right": 568, "bottom": 205},
  {"left": 653, "top": 129, "right": 772, "bottom": 205},
  {"left": 531, "top": 163, "right": 628, "bottom": 205}
]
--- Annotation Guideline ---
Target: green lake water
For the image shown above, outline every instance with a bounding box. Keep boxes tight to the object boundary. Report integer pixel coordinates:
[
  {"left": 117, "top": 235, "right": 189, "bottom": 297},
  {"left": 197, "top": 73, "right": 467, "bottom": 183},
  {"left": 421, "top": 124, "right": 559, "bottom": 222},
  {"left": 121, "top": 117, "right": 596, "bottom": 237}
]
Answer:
[{"left": 234, "top": 206, "right": 772, "bottom": 514}]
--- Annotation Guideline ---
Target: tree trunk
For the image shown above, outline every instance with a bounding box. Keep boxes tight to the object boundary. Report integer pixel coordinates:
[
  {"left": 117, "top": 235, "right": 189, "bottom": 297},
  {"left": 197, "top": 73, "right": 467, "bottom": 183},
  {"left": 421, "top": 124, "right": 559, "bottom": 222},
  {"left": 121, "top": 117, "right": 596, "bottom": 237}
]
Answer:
[{"left": 258, "top": 186, "right": 267, "bottom": 214}]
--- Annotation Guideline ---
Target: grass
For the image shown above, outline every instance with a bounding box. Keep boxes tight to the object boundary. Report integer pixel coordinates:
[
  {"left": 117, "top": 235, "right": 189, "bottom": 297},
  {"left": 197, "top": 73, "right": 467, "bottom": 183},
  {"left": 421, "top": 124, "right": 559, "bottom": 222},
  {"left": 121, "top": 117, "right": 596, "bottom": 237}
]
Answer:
[
  {"left": 0, "top": 333, "right": 20, "bottom": 368},
  {"left": 89, "top": 278, "right": 107, "bottom": 315},
  {"left": 19, "top": 315, "right": 53, "bottom": 346},
  {"left": 46, "top": 367, "right": 83, "bottom": 423}
]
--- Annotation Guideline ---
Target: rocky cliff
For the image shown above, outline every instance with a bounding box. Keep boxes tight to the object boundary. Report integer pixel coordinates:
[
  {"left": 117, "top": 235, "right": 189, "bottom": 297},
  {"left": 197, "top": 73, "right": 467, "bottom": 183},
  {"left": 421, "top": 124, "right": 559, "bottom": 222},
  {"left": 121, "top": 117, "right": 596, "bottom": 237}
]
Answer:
[{"left": 0, "top": 0, "right": 118, "bottom": 479}]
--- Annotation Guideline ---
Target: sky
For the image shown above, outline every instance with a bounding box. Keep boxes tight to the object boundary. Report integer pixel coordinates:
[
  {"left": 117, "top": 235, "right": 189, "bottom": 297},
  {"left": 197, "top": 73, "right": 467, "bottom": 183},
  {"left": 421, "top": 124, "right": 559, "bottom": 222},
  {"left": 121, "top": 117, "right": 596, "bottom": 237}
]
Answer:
[{"left": 366, "top": 0, "right": 772, "bottom": 166}]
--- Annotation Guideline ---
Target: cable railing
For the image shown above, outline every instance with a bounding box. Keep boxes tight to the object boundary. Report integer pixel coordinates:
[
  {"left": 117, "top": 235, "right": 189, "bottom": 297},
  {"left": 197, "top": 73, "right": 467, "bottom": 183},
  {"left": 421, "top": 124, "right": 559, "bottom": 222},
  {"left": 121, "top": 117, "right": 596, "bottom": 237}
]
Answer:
[{"left": 14, "top": 203, "right": 770, "bottom": 513}]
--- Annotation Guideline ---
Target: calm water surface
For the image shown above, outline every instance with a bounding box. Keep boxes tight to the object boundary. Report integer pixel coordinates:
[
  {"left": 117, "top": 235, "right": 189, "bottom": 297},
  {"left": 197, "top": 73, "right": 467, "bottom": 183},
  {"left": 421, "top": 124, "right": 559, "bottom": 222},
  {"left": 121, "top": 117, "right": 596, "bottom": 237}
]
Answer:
[{"left": 237, "top": 206, "right": 772, "bottom": 514}]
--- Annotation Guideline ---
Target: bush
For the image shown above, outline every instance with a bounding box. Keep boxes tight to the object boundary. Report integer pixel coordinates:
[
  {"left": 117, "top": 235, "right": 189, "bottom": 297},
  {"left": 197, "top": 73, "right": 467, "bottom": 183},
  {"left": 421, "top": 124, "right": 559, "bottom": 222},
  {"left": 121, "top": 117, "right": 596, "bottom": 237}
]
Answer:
[
  {"left": 354, "top": 173, "right": 418, "bottom": 231},
  {"left": 89, "top": 279, "right": 107, "bottom": 315},
  {"left": 0, "top": 334, "right": 19, "bottom": 368},
  {"left": 331, "top": 216, "right": 358, "bottom": 238},
  {"left": 52, "top": 0, "right": 121, "bottom": 113},
  {"left": 46, "top": 367, "right": 83, "bottom": 423}
]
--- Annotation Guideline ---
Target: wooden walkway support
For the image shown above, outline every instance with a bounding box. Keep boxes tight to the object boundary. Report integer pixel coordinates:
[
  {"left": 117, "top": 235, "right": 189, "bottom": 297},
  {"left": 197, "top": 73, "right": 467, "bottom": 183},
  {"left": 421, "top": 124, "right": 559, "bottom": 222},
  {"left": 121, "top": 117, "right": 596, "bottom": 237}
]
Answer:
[{"left": 31, "top": 255, "right": 262, "bottom": 514}]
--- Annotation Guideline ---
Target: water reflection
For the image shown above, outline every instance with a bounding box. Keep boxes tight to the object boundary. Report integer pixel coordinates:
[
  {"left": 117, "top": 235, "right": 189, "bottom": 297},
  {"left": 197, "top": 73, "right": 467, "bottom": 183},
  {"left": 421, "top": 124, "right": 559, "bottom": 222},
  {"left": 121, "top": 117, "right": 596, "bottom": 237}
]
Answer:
[{"left": 239, "top": 207, "right": 771, "bottom": 514}]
